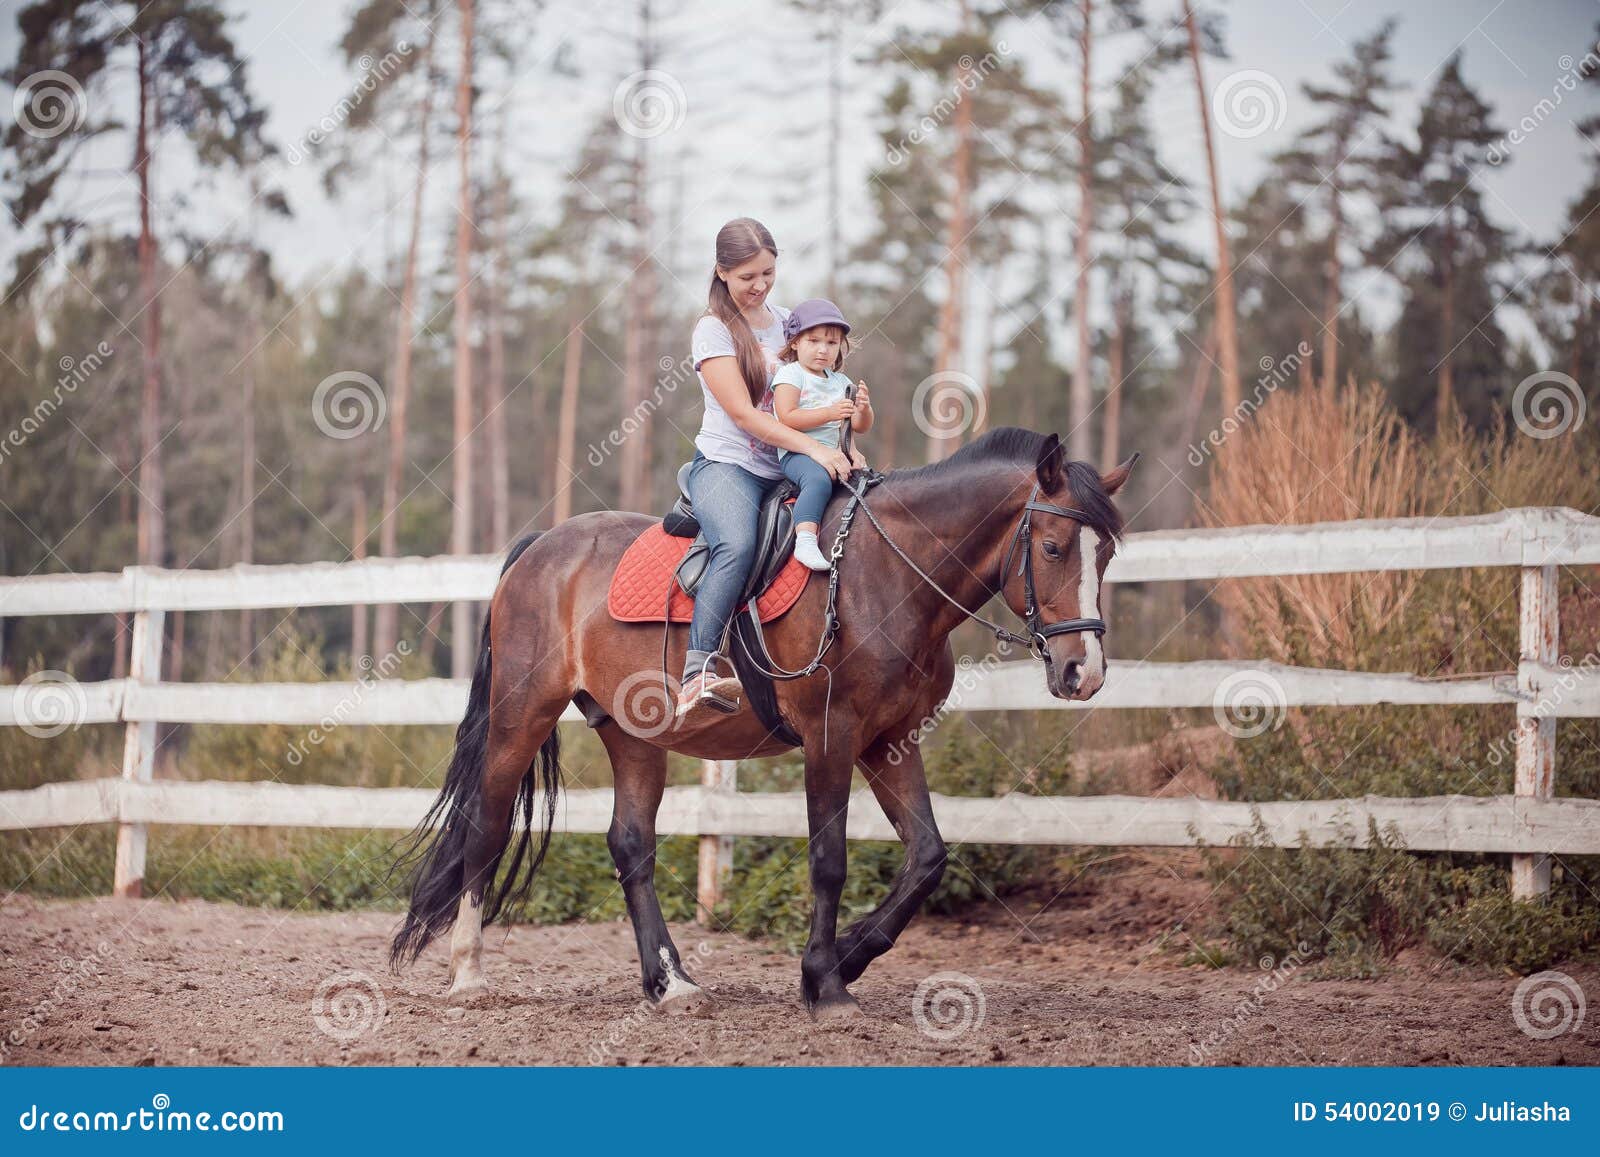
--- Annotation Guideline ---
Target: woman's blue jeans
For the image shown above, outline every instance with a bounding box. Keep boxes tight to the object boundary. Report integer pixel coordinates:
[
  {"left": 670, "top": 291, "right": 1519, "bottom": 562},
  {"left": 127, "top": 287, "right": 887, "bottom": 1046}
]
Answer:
[
  {"left": 780, "top": 452, "right": 835, "bottom": 528},
  {"left": 684, "top": 453, "right": 784, "bottom": 672}
]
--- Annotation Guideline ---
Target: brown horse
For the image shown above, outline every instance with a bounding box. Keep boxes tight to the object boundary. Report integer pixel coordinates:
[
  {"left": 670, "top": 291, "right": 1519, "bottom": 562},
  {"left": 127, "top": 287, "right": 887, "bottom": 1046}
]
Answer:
[{"left": 390, "top": 427, "right": 1135, "bottom": 1018}]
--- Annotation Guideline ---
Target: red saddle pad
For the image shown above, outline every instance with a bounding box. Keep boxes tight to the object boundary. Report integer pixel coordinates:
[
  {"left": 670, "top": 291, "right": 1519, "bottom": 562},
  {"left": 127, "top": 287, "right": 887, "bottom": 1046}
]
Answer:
[{"left": 608, "top": 522, "right": 812, "bottom": 624}]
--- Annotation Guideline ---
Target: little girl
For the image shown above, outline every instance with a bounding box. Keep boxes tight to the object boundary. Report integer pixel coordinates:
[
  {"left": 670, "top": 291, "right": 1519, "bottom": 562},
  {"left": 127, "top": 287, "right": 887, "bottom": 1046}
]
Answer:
[{"left": 771, "top": 298, "right": 872, "bottom": 570}]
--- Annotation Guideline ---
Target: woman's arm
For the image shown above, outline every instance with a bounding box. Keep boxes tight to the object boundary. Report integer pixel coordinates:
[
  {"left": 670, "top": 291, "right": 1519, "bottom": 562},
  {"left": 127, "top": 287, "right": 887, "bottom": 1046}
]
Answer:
[
  {"left": 701, "top": 357, "right": 851, "bottom": 478},
  {"left": 774, "top": 383, "right": 854, "bottom": 431}
]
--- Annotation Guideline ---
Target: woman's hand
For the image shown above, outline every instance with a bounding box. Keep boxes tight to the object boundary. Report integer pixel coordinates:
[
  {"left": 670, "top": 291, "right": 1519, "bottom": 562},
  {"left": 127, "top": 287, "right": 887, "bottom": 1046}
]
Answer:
[
  {"left": 808, "top": 443, "right": 852, "bottom": 481},
  {"left": 848, "top": 446, "right": 868, "bottom": 471}
]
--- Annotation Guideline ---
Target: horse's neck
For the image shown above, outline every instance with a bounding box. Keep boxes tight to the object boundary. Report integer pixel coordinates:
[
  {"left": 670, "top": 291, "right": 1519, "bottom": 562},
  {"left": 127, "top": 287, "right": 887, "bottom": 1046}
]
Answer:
[{"left": 869, "top": 468, "right": 1022, "bottom": 643}]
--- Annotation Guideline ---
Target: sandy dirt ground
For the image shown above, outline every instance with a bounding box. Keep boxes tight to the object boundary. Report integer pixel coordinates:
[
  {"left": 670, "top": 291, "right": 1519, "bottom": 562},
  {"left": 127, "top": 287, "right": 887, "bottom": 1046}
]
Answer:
[{"left": 3, "top": 872, "right": 1597, "bottom": 1067}]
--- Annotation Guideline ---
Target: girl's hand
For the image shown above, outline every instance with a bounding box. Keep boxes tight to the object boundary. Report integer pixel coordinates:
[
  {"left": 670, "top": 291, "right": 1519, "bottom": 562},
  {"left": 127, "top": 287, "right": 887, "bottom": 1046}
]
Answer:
[
  {"left": 854, "top": 381, "right": 870, "bottom": 410},
  {"left": 808, "top": 443, "right": 852, "bottom": 482},
  {"left": 827, "top": 399, "right": 856, "bottom": 422}
]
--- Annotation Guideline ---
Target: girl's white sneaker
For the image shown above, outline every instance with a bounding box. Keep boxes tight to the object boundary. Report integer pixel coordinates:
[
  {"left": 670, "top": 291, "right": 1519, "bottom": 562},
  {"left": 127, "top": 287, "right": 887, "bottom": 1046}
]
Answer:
[{"left": 793, "top": 532, "right": 830, "bottom": 572}]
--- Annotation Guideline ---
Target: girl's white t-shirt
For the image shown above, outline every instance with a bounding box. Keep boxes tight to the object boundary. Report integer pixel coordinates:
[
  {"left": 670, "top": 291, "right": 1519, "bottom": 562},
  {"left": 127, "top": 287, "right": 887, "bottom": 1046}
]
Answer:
[{"left": 690, "top": 304, "right": 791, "bottom": 480}]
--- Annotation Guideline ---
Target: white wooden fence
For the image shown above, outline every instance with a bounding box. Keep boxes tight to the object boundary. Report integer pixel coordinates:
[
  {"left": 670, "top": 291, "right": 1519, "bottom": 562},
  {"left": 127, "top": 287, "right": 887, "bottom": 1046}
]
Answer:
[{"left": 3, "top": 506, "right": 1600, "bottom": 915}]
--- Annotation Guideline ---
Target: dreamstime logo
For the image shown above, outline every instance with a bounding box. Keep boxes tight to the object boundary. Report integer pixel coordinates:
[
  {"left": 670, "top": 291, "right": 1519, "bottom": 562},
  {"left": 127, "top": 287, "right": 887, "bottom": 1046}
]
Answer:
[
  {"left": 12, "top": 70, "right": 87, "bottom": 139},
  {"left": 611, "top": 669, "right": 677, "bottom": 739},
  {"left": 311, "top": 971, "right": 387, "bottom": 1042},
  {"left": 587, "top": 941, "right": 717, "bottom": 1065},
  {"left": 1511, "top": 971, "right": 1586, "bottom": 1040},
  {"left": 1, "top": 941, "right": 114, "bottom": 1062},
  {"left": 1189, "top": 941, "right": 1313, "bottom": 1062},
  {"left": 279, "top": 642, "right": 412, "bottom": 767},
  {"left": 884, "top": 649, "right": 1012, "bottom": 767},
  {"left": 1212, "top": 669, "right": 1287, "bottom": 739},
  {"left": 312, "top": 371, "right": 386, "bottom": 439},
  {"left": 1486, "top": 44, "right": 1600, "bottom": 165},
  {"left": 912, "top": 371, "right": 985, "bottom": 442},
  {"left": 587, "top": 354, "right": 696, "bottom": 467},
  {"left": 911, "top": 971, "right": 986, "bottom": 1042},
  {"left": 1188, "top": 341, "right": 1309, "bottom": 466},
  {"left": 1511, "top": 371, "right": 1585, "bottom": 440},
  {"left": 0, "top": 340, "right": 113, "bottom": 467},
  {"left": 286, "top": 42, "right": 413, "bottom": 165},
  {"left": 1212, "top": 69, "right": 1287, "bottom": 139},
  {"left": 886, "top": 43, "right": 1010, "bottom": 165},
  {"left": 14, "top": 670, "right": 88, "bottom": 739},
  {"left": 1485, "top": 651, "right": 1599, "bottom": 768},
  {"left": 613, "top": 70, "right": 687, "bottom": 138}
]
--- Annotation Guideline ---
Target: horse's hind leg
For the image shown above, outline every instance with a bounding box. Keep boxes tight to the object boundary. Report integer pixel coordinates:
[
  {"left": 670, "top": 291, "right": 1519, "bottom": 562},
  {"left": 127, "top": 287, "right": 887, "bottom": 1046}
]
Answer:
[
  {"left": 834, "top": 734, "right": 948, "bottom": 986},
  {"left": 601, "top": 725, "right": 713, "bottom": 1017},
  {"left": 447, "top": 701, "right": 565, "bottom": 1004}
]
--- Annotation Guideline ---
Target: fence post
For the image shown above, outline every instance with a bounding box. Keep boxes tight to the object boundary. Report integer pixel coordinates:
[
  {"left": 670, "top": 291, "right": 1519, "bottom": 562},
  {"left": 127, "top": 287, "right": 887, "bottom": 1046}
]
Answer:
[
  {"left": 1512, "top": 562, "right": 1558, "bottom": 899},
  {"left": 696, "top": 758, "right": 736, "bottom": 925},
  {"left": 114, "top": 604, "right": 164, "bottom": 898}
]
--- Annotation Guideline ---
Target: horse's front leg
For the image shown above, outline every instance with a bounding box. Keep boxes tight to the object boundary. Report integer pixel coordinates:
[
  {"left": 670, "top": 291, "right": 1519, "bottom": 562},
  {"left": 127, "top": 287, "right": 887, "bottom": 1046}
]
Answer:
[
  {"left": 800, "top": 743, "right": 860, "bottom": 1020},
  {"left": 836, "top": 733, "right": 947, "bottom": 985}
]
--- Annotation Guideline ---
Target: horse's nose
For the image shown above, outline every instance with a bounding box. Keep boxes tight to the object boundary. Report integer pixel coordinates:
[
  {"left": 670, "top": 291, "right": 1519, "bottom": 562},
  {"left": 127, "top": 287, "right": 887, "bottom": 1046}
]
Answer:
[{"left": 1059, "top": 658, "right": 1082, "bottom": 696}]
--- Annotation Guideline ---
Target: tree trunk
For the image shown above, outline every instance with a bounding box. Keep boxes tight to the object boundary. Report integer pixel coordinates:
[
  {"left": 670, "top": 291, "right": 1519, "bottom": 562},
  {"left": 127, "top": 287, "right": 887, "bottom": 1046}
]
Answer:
[
  {"left": 620, "top": 0, "right": 657, "bottom": 511},
  {"left": 375, "top": 28, "right": 437, "bottom": 659},
  {"left": 1438, "top": 200, "right": 1456, "bottom": 420},
  {"left": 826, "top": 0, "right": 842, "bottom": 299},
  {"left": 486, "top": 146, "right": 510, "bottom": 552},
  {"left": 351, "top": 477, "right": 369, "bottom": 664},
  {"left": 1184, "top": 1, "right": 1240, "bottom": 416},
  {"left": 1321, "top": 177, "right": 1342, "bottom": 390},
  {"left": 237, "top": 245, "right": 258, "bottom": 669},
  {"left": 135, "top": 36, "right": 164, "bottom": 569},
  {"left": 1101, "top": 293, "right": 1127, "bottom": 473},
  {"left": 450, "top": 0, "right": 477, "bottom": 680},
  {"left": 554, "top": 305, "right": 584, "bottom": 524},
  {"left": 930, "top": 0, "right": 975, "bottom": 462},
  {"left": 1069, "top": 0, "right": 1095, "bottom": 465}
]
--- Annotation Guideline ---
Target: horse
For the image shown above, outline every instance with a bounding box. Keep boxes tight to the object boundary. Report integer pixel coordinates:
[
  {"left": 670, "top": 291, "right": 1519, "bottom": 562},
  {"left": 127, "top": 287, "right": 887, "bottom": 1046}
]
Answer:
[{"left": 389, "top": 426, "right": 1135, "bottom": 1019}]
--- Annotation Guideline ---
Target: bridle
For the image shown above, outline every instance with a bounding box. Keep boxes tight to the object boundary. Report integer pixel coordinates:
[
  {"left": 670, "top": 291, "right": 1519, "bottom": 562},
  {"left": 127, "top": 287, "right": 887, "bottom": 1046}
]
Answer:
[
  {"left": 996, "top": 483, "right": 1109, "bottom": 656},
  {"left": 848, "top": 474, "right": 1109, "bottom": 663}
]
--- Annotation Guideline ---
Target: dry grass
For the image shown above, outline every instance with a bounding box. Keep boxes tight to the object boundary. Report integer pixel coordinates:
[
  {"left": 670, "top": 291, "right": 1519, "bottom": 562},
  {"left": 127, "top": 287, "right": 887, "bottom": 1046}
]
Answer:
[{"left": 1200, "top": 381, "right": 1600, "bottom": 670}]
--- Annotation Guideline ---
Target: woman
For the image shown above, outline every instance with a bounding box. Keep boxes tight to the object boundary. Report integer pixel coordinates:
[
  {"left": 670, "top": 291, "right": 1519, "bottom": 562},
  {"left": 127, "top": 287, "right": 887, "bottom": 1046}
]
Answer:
[{"left": 676, "top": 218, "right": 854, "bottom": 721}]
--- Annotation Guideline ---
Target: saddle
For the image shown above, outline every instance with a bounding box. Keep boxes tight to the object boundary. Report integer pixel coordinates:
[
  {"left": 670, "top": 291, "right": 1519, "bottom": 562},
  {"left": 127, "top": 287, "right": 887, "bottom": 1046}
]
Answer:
[
  {"left": 662, "top": 462, "right": 799, "bottom": 602},
  {"left": 608, "top": 462, "right": 810, "bottom": 623},
  {"left": 600, "top": 462, "right": 813, "bottom": 750}
]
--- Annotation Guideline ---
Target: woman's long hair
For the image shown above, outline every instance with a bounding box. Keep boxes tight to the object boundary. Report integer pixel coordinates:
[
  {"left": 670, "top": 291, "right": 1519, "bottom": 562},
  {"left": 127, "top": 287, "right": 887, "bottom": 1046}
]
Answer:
[{"left": 707, "top": 217, "right": 778, "bottom": 405}]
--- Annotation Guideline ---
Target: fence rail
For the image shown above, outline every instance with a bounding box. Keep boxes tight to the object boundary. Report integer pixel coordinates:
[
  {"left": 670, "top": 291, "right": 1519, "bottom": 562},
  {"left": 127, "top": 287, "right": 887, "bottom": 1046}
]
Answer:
[{"left": 4, "top": 505, "right": 1600, "bottom": 910}]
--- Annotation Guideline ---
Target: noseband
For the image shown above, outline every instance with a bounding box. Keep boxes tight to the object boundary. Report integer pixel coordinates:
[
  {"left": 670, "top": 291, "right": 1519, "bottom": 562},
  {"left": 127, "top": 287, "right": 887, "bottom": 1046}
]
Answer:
[{"left": 846, "top": 475, "right": 1108, "bottom": 664}]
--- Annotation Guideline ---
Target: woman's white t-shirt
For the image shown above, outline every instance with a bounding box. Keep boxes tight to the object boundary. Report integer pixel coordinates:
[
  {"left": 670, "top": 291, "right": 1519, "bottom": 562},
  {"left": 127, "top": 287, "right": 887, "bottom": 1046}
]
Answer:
[{"left": 691, "top": 304, "right": 791, "bottom": 480}]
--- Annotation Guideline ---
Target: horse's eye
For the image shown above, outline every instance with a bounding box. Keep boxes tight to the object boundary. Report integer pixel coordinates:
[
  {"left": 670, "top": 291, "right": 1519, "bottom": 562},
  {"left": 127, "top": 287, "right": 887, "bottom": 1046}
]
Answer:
[{"left": 1041, "top": 541, "right": 1061, "bottom": 560}]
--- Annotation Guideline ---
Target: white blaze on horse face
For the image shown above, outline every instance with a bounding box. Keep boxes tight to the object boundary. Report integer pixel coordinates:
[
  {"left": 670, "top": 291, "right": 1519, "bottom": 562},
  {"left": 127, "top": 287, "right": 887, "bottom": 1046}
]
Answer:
[{"left": 1078, "top": 525, "right": 1105, "bottom": 681}]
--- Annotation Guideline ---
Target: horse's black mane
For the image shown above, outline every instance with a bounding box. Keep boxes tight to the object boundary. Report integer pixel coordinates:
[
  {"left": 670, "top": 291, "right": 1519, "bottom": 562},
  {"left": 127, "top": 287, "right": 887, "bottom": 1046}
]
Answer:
[{"left": 882, "top": 426, "right": 1124, "bottom": 540}]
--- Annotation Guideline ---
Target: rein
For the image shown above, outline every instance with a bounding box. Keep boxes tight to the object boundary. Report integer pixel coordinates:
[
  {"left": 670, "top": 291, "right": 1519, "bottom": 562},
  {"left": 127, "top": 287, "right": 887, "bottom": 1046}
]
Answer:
[{"left": 848, "top": 476, "right": 1108, "bottom": 661}]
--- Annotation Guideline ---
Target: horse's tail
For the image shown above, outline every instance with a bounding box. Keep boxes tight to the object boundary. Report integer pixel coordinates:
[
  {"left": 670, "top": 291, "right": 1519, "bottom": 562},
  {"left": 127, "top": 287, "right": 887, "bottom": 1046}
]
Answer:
[{"left": 387, "top": 532, "right": 560, "bottom": 971}]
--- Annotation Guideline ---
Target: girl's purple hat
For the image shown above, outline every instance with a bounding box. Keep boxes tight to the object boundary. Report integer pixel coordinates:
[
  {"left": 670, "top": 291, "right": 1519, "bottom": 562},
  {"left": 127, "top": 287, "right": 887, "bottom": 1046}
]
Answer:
[{"left": 783, "top": 298, "right": 851, "bottom": 340}]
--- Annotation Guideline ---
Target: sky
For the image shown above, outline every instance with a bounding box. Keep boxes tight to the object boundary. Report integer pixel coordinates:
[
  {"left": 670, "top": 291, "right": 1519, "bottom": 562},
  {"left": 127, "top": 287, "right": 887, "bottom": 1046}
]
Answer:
[{"left": 5, "top": 0, "right": 1600, "bottom": 364}]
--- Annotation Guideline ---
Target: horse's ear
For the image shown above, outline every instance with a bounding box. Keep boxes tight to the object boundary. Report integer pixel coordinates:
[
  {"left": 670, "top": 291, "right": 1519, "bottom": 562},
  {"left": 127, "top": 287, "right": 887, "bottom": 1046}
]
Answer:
[
  {"left": 1100, "top": 451, "right": 1140, "bottom": 497},
  {"left": 1035, "top": 433, "right": 1065, "bottom": 493}
]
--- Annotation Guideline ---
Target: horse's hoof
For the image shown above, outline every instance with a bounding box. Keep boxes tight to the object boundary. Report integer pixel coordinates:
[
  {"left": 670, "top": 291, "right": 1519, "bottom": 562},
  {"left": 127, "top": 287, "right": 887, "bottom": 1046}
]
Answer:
[
  {"left": 656, "top": 987, "right": 716, "bottom": 1018},
  {"left": 445, "top": 977, "right": 490, "bottom": 1006},
  {"left": 808, "top": 991, "right": 862, "bottom": 1023}
]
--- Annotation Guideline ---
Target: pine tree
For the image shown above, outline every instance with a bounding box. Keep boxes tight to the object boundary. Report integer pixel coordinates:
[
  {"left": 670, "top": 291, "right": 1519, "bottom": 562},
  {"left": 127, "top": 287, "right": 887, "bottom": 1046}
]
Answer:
[
  {"left": 1371, "top": 53, "right": 1512, "bottom": 427},
  {"left": 1274, "top": 20, "right": 1398, "bottom": 391},
  {"left": 4, "top": 0, "right": 274, "bottom": 571}
]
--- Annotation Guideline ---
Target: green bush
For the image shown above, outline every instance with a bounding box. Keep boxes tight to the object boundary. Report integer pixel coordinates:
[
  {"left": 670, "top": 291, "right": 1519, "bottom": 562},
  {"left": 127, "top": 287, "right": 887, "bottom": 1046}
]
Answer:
[{"left": 1197, "top": 815, "right": 1600, "bottom": 972}]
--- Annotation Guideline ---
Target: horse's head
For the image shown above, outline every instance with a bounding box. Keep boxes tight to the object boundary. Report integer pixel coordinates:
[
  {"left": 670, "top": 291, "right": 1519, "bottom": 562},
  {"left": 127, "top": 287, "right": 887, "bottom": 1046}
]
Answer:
[{"left": 998, "top": 433, "right": 1136, "bottom": 701}]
